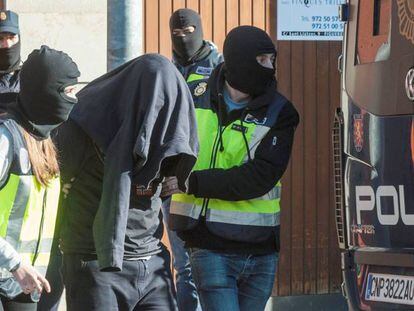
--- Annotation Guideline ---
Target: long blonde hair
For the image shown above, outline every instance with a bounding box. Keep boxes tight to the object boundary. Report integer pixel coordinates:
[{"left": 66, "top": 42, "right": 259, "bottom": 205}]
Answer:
[{"left": 22, "top": 129, "right": 59, "bottom": 186}]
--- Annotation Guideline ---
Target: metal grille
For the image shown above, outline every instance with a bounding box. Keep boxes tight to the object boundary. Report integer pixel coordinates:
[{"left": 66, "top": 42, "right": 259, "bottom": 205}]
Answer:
[{"left": 332, "top": 108, "right": 347, "bottom": 249}]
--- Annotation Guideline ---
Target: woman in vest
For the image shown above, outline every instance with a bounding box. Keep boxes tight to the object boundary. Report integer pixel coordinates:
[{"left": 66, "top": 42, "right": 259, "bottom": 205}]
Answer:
[{"left": 0, "top": 45, "right": 79, "bottom": 311}]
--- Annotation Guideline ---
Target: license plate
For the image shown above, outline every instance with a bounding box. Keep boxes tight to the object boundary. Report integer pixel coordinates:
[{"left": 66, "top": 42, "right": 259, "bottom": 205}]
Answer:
[{"left": 365, "top": 273, "right": 414, "bottom": 306}]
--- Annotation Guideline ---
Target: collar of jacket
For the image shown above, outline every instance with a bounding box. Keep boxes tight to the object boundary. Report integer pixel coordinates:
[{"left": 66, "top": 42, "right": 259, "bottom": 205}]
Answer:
[
  {"left": 0, "top": 62, "right": 22, "bottom": 76},
  {"left": 173, "top": 40, "right": 212, "bottom": 67},
  {"left": 0, "top": 68, "right": 20, "bottom": 81},
  {"left": 208, "top": 63, "right": 278, "bottom": 120}
]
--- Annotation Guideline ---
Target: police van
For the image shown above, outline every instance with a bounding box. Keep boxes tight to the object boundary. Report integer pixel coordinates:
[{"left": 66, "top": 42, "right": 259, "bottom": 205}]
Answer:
[{"left": 334, "top": 0, "right": 414, "bottom": 309}]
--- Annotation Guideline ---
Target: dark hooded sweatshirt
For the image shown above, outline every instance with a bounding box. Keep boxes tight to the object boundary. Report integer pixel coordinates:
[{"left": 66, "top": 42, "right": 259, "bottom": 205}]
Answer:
[{"left": 56, "top": 54, "right": 198, "bottom": 271}]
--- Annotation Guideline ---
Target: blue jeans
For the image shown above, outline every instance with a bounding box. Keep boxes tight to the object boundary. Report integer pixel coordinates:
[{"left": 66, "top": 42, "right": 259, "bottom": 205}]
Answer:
[
  {"left": 162, "top": 199, "right": 202, "bottom": 311},
  {"left": 189, "top": 248, "right": 278, "bottom": 311}
]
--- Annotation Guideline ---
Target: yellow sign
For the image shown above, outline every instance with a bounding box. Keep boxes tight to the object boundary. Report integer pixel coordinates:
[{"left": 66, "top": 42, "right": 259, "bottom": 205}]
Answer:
[{"left": 398, "top": 0, "right": 414, "bottom": 44}]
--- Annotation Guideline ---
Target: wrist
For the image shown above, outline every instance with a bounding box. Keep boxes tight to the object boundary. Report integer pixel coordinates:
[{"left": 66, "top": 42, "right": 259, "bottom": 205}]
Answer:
[
  {"left": 9, "top": 261, "right": 20, "bottom": 273},
  {"left": 187, "top": 172, "right": 198, "bottom": 195}
]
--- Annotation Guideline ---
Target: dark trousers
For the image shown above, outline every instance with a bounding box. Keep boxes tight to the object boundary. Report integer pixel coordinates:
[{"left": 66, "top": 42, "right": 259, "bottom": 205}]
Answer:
[
  {"left": 0, "top": 294, "right": 36, "bottom": 311},
  {"left": 63, "top": 249, "right": 178, "bottom": 311},
  {"left": 37, "top": 246, "right": 64, "bottom": 311}
]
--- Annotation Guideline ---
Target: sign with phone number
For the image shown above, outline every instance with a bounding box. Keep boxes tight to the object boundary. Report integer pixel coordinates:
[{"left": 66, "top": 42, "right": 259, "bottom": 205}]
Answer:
[{"left": 277, "top": 0, "right": 345, "bottom": 41}]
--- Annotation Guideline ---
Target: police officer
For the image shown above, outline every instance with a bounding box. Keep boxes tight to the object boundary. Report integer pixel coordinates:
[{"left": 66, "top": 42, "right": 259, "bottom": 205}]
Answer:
[
  {"left": 0, "top": 10, "right": 21, "bottom": 113},
  {"left": 0, "top": 45, "right": 80, "bottom": 311},
  {"left": 168, "top": 26, "right": 299, "bottom": 311},
  {"left": 164, "top": 8, "right": 223, "bottom": 311},
  {"left": 170, "top": 8, "right": 223, "bottom": 83}
]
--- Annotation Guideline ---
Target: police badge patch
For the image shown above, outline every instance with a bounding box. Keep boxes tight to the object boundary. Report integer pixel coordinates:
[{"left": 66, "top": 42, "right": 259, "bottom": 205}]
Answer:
[
  {"left": 195, "top": 66, "right": 213, "bottom": 76},
  {"left": 194, "top": 82, "right": 207, "bottom": 97},
  {"left": 397, "top": 0, "right": 414, "bottom": 44},
  {"left": 244, "top": 113, "right": 267, "bottom": 125}
]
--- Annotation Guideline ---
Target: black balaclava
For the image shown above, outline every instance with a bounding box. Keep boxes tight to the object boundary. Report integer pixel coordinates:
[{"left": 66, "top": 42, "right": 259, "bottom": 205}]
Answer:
[
  {"left": 9, "top": 45, "right": 80, "bottom": 139},
  {"left": 223, "top": 26, "right": 276, "bottom": 97},
  {"left": 170, "top": 9, "right": 204, "bottom": 65},
  {"left": 0, "top": 40, "right": 21, "bottom": 73},
  {"left": 0, "top": 10, "right": 21, "bottom": 73}
]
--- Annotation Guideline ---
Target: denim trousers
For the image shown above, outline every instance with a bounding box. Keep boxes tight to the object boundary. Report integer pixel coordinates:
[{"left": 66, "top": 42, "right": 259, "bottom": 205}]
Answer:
[
  {"left": 162, "top": 198, "right": 202, "bottom": 311},
  {"left": 189, "top": 248, "right": 278, "bottom": 311}
]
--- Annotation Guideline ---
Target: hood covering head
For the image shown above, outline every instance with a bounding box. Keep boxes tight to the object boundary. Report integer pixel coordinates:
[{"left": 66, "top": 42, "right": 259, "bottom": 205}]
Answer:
[
  {"left": 223, "top": 26, "right": 276, "bottom": 97},
  {"left": 9, "top": 45, "right": 80, "bottom": 139},
  {"left": 170, "top": 8, "right": 204, "bottom": 65},
  {"left": 70, "top": 54, "right": 198, "bottom": 271}
]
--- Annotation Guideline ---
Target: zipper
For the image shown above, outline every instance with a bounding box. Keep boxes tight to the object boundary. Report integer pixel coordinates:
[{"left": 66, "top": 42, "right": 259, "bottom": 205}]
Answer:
[
  {"left": 93, "top": 142, "right": 105, "bottom": 164},
  {"left": 201, "top": 125, "right": 228, "bottom": 215},
  {"left": 32, "top": 189, "right": 47, "bottom": 266},
  {"left": 240, "top": 109, "right": 252, "bottom": 161},
  {"left": 200, "top": 122, "right": 221, "bottom": 215},
  {"left": 201, "top": 120, "right": 229, "bottom": 215}
]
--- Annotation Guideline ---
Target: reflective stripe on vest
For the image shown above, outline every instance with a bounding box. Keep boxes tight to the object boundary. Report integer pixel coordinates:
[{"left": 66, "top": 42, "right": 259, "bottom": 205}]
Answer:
[
  {"left": 171, "top": 107, "right": 281, "bottom": 229},
  {"left": 0, "top": 171, "right": 60, "bottom": 276},
  {"left": 0, "top": 120, "right": 60, "bottom": 277},
  {"left": 242, "top": 124, "right": 272, "bottom": 161}
]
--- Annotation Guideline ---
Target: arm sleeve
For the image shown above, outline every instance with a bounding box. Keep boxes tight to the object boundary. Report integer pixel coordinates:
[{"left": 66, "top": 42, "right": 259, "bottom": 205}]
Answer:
[
  {"left": 188, "top": 103, "right": 299, "bottom": 201},
  {"left": 0, "top": 125, "right": 20, "bottom": 270},
  {"left": 0, "top": 125, "right": 13, "bottom": 188},
  {"left": 0, "top": 237, "right": 21, "bottom": 271},
  {"left": 0, "top": 125, "right": 21, "bottom": 271}
]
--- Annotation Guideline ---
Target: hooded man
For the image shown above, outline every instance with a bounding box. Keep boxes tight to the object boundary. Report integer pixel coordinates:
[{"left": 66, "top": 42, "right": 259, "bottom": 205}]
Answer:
[
  {"left": 0, "top": 10, "right": 22, "bottom": 113},
  {"left": 170, "top": 8, "right": 223, "bottom": 83},
  {"left": 168, "top": 26, "right": 299, "bottom": 310},
  {"left": 56, "top": 54, "right": 198, "bottom": 311}
]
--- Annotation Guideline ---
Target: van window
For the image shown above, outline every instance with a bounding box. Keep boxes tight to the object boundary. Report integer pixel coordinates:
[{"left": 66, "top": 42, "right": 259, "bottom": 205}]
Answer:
[{"left": 356, "top": 0, "right": 391, "bottom": 64}]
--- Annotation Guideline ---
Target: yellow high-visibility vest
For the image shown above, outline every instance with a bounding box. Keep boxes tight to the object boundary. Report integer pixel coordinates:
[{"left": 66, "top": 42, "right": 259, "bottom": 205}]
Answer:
[
  {"left": 0, "top": 119, "right": 60, "bottom": 278},
  {"left": 170, "top": 86, "right": 286, "bottom": 243}
]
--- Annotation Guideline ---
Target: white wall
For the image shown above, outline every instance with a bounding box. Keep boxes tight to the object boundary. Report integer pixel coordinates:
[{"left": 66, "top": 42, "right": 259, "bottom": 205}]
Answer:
[{"left": 8, "top": 0, "right": 107, "bottom": 82}]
